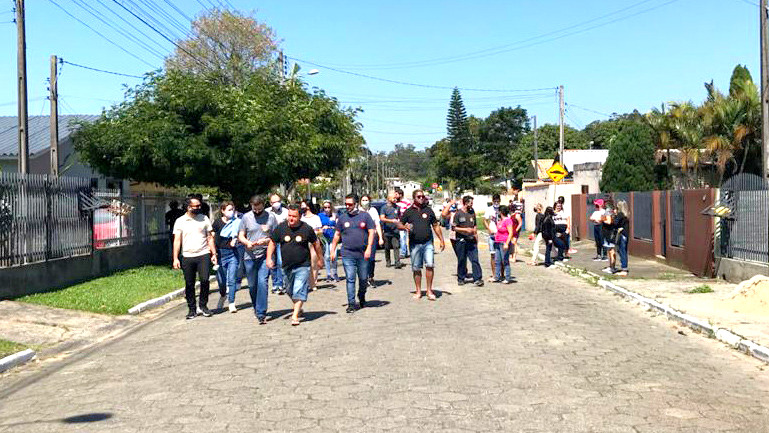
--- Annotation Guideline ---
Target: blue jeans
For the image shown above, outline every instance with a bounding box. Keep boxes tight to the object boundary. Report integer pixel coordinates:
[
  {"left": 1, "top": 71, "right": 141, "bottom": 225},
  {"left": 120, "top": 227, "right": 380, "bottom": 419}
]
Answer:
[
  {"left": 323, "top": 240, "right": 338, "bottom": 279},
  {"left": 494, "top": 241, "right": 512, "bottom": 281},
  {"left": 366, "top": 237, "right": 377, "bottom": 279},
  {"left": 341, "top": 256, "right": 369, "bottom": 306},
  {"left": 593, "top": 224, "right": 605, "bottom": 258},
  {"left": 544, "top": 238, "right": 566, "bottom": 266},
  {"left": 617, "top": 234, "right": 628, "bottom": 270},
  {"left": 456, "top": 239, "right": 482, "bottom": 283},
  {"left": 399, "top": 230, "right": 409, "bottom": 257},
  {"left": 410, "top": 241, "right": 434, "bottom": 271},
  {"left": 268, "top": 244, "right": 284, "bottom": 289},
  {"left": 284, "top": 266, "right": 311, "bottom": 302},
  {"left": 244, "top": 256, "right": 269, "bottom": 318},
  {"left": 216, "top": 247, "right": 241, "bottom": 303}
]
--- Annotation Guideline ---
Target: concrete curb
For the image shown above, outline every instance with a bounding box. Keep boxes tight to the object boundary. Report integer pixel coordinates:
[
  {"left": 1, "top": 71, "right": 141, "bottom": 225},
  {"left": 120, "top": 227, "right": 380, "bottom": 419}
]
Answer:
[
  {"left": 0, "top": 349, "right": 36, "bottom": 373},
  {"left": 128, "top": 276, "right": 216, "bottom": 315},
  {"left": 531, "top": 249, "right": 769, "bottom": 365}
]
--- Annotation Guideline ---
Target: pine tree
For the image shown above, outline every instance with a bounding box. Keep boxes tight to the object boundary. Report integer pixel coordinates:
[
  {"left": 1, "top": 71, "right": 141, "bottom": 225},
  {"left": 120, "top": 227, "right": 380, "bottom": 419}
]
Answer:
[
  {"left": 599, "top": 121, "right": 658, "bottom": 192},
  {"left": 439, "top": 87, "right": 481, "bottom": 191}
]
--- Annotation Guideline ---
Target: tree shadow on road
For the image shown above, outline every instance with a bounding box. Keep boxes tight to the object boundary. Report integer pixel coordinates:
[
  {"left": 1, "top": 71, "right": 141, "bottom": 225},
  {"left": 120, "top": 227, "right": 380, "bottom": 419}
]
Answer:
[{"left": 0, "top": 412, "right": 114, "bottom": 429}]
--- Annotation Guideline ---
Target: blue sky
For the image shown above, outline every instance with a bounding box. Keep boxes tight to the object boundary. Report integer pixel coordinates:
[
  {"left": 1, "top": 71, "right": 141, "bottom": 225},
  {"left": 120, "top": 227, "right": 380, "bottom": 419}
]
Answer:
[{"left": 0, "top": 0, "right": 760, "bottom": 152}]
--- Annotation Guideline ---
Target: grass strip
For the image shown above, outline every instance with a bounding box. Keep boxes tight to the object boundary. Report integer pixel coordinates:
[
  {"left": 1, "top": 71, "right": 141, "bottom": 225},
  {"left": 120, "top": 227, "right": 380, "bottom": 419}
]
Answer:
[
  {"left": 17, "top": 265, "right": 185, "bottom": 315},
  {"left": 0, "top": 339, "right": 28, "bottom": 359}
]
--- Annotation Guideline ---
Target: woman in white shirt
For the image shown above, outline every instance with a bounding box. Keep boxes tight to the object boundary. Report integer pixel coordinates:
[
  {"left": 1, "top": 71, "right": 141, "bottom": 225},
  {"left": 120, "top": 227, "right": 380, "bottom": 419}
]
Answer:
[
  {"left": 589, "top": 199, "right": 607, "bottom": 261},
  {"left": 360, "top": 195, "right": 385, "bottom": 287}
]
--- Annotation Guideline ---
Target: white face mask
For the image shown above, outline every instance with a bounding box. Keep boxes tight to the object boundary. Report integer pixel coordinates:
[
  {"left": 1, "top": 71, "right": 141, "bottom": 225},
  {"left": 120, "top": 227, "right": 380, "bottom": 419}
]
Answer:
[
  {"left": 271, "top": 202, "right": 281, "bottom": 211},
  {"left": 223, "top": 210, "right": 234, "bottom": 219},
  {"left": 361, "top": 200, "right": 370, "bottom": 209}
]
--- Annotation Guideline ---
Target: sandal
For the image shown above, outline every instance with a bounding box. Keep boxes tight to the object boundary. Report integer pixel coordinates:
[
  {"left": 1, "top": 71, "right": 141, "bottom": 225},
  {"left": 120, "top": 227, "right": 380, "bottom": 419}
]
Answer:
[
  {"left": 291, "top": 317, "right": 300, "bottom": 326},
  {"left": 427, "top": 293, "right": 437, "bottom": 301}
]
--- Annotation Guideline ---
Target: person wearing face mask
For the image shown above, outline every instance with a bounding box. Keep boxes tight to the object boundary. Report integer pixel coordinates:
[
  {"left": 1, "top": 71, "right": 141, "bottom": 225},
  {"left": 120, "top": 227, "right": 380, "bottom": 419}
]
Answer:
[
  {"left": 452, "top": 195, "right": 484, "bottom": 287},
  {"left": 360, "top": 194, "right": 384, "bottom": 287},
  {"left": 238, "top": 195, "right": 279, "bottom": 324},
  {"left": 330, "top": 194, "right": 376, "bottom": 313},
  {"left": 212, "top": 201, "right": 243, "bottom": 313},
  {"left": 267, "top": 194, "right": 288, "bottom": 295},
  {"left": 379, "top": 192, "right": 403, "bottom": 269},
  {"left": 173, "top": 194, "right": 218, "bottom": 320},
  {"left": 318, "top": 200, "right": 341, "bottom": 282}
]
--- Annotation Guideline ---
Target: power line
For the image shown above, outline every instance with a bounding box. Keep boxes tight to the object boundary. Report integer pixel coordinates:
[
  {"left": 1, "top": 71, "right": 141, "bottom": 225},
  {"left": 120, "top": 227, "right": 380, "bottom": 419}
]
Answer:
[
  {"left": 111, "top": 0, "right": 208, "bottom": 68},
  {"left": 288, "top": 55, "right": 557, "bottom": 93},
  {"left": 160, "top": 0, "right": 193, "bottom": 23},
  {"left": 69, "top": 0, "right": 167, "bottom": 60},
  {"left": 61, "top": 60, "right": 146, "bottom": 79},
  {"left": 47, "top": 0, "right": 157, "bottom": 68},
  {"left": 94, "top": 0, "right": 172, "bottom": 55},
  {"left": 566, "top": 103, "right": 614, "bottom": 118},
  {"left": 363, "top": 129, "right": 445, "bottom": 135},
  {"left": 320, "top": 0, "right": 676, "bottom": 70},
  {"left": 736, "top": 0, "right": 759, "bottom": 5}
]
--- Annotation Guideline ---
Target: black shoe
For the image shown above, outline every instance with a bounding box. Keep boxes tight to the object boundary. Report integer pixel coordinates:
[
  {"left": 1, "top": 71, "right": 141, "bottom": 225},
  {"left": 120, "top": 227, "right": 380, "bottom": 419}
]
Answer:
[
  {"left": 367, "top": 277, "right": 375, "bottom": 287},
  {"left": 394, "top": 263, "right": 404, "bottom": 269},
  {"left": 199, "top": 306, "right": 212, "bottom": 317},
  {"left": 257, "top": 316, "right": 267, "bottom": 325},
  {"left": 474, "top": 280, "right": 484, "bottom": 287},
  {"left": 346, "top": 306, "right": 356, "bottom": 314},
  {"left": 457, "top": 280, "right": 466, "bottom": 286},
  {"left": 358, "top": 296, "right": 366, "bottom": 308},
  {"left": 186, "top": 310, "right": 196, "bottom": 320}
]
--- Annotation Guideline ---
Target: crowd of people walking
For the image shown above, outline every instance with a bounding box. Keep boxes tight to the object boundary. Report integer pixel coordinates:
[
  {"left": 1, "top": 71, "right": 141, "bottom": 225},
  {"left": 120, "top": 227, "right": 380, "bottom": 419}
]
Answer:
[{"left": 170, "top": 188, "right": 630, "bottom": 324}]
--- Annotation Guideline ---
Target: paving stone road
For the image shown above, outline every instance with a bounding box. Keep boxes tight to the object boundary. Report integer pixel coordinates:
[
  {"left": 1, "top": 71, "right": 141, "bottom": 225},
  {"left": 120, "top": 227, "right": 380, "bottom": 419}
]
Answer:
[{"left": 2, "top": 246, "right": 769, "bottom": 432}]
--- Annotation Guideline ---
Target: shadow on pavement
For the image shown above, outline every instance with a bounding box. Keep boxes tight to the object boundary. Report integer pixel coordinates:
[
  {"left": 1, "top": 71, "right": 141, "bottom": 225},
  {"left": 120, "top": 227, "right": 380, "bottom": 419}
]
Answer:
[
  {"left": 0, "top": 412, "right": 114, "bottom": 429},
  {"left": 298, "top": 311, "right": 337, "bottom": 322},
  {"left": 362, "top": 300, "right": 390, "bottom": 308}
]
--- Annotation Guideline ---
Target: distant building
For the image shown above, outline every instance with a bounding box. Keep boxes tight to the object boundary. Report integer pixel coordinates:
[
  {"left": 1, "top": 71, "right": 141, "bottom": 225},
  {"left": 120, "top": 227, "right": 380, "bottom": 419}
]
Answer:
[
  {"left": 0, "top": 115, "right": 126, "bottom": 190},
  {"left": 386, "top": 178, "right": 422, "bottom": 200}
]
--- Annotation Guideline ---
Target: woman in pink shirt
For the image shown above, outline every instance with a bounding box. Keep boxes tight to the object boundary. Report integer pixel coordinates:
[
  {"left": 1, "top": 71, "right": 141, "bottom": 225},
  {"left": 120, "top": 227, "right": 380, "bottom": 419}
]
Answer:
[{"left": 492, "top": 205, "right": 515, "bottom": 283}]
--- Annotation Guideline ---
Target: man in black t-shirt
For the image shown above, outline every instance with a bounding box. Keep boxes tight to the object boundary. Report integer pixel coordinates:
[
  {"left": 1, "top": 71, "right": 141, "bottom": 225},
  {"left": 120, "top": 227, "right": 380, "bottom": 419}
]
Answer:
[
  {"left": 452, "top": 196, "right": 483, "bottom": 286},
  {"left": 399, "top": 189, "right": 445, "bottom": 301},
  {"left": 267, "top": 205, "right": 324, "bottom": 326}
]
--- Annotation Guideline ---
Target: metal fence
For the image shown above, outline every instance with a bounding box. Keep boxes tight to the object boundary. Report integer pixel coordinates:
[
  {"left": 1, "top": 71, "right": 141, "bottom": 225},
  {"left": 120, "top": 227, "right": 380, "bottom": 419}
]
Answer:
[
  {"left": 632, "top": 192, "right": 653, "bottom": 241},
  {"left": 0, "top": 173, "right": 92, "bottom": 267},
  {"left": 718, "top": 173, "right": 769, "bottom": 263},
  {"left": 1, "top": 173, "right": 182, "bottom": 268}
]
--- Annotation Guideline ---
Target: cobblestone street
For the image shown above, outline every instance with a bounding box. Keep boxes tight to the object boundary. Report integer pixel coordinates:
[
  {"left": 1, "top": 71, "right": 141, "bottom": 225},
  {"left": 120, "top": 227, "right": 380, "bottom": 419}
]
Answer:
[{"left": 2, "top": 248, "right": 769, "bottom": 432}]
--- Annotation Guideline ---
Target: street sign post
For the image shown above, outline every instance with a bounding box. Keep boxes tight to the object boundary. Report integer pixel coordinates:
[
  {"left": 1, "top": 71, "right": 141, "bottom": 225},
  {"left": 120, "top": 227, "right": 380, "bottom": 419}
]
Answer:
[{"left": 546, "top": 163, "right": 568, "bottom": 183}]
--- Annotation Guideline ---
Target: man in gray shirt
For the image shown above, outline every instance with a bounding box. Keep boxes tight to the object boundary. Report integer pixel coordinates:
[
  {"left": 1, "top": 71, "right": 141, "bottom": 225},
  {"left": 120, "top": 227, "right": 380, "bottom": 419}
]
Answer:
[{"left": 238, "top": 195, "right": 278, "bottom": 324}]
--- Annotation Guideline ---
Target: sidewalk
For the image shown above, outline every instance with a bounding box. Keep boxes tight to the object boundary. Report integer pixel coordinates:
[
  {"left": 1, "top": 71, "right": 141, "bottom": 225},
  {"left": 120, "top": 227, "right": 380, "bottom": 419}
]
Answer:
[{"left": 518, "top": 235, "right": 769, "bottom": 351}]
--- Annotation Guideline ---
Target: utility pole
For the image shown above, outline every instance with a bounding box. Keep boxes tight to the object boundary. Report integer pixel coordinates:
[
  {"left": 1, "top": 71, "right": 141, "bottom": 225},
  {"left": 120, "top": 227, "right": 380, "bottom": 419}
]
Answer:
[
  {"left": 533, "top": 115, "right": 538, "bottom": 179},
  {"left": 278, "top": 50, "right": 285, "bottom": 84},
  {"left": 761, "top": 0, "right": 769, "bottom": 181},
  {"left": 558, "top": 85, "right": 564, "bottom": 167},
  {"left": 50, "top": 55, "right": 59, "bottom": 177},
  {"left": 16, "top": 0, "right": 29, "bottom": 174}
]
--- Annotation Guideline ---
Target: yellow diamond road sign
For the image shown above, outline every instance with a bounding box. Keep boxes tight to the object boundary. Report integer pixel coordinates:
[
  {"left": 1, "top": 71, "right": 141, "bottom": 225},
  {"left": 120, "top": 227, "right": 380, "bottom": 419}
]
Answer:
[{"left": 546, "top": 162, "right": 568, "bottom": 183}]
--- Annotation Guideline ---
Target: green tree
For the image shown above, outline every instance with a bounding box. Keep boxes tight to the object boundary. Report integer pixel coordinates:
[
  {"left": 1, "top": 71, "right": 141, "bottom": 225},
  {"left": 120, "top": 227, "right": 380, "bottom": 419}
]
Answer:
[
  {"left": 74, "top": 71, "right": 362, "bottom": 204},
  {"left": 599, "top": 122, "right": 658, "bottom": 192},
  {"left": 477, "top": 106, "right": 530, "bottom": 179},
  {"left": 164, "top": 9, "right": 278, "bottom": 86},
  {"left": 431, "top": 88, "right": 482, "bottom": 191}
]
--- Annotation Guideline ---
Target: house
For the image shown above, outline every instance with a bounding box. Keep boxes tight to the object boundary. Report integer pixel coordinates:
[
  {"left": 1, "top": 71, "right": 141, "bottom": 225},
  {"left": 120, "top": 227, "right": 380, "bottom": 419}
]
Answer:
[{"left": 0, "top": 115, "right": 126, "bottom": 190}]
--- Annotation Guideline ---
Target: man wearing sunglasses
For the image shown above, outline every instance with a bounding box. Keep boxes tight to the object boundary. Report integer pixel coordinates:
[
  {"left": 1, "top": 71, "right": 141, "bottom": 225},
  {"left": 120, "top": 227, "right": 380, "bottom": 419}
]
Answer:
[
  {"left": 318, "top": 200, "right": 341, "bottom": 282},
  {"left": 330, "top": 194, "right": 376, "bottom": 313},
  {"left": 399, "top": 190, "right": 445, "bottom": 301}
]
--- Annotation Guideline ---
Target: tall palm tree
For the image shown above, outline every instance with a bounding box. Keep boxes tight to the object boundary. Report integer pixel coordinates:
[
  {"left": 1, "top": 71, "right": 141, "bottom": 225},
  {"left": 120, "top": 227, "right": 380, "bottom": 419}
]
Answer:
[
  {"left": 668, "top": 101, "right": 704, "bottom": 187},
  {"left": 645, "top": 104, "right": 673, "bottom": 183}
]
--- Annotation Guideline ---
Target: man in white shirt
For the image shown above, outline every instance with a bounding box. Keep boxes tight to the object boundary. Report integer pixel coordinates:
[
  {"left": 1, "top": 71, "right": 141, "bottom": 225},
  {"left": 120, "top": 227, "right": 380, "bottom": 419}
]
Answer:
[
  {"left": 395, "top": 188, "right": 411, "bottom": 259},
  {"left": 267, "top": 194, "right": 288, "bottom": 294},
  {"left": 173, "top": 195, "right": 218, "bottom": 320}
]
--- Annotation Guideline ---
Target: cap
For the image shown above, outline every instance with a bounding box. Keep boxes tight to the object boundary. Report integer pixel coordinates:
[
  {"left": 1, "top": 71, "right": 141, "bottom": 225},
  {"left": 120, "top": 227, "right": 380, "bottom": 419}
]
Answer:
[{"left": 594, "top": 199, "right": 605, "bottom": 206}]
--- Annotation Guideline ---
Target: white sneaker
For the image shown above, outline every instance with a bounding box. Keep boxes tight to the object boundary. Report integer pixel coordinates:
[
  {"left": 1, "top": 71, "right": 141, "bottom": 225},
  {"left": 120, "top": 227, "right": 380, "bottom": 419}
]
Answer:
[
  {"left": 602, "top": 267, "right": 615, "bottom": 274},
  {"left": 229, "top": 303, "right": 237, "bottom": 313}
]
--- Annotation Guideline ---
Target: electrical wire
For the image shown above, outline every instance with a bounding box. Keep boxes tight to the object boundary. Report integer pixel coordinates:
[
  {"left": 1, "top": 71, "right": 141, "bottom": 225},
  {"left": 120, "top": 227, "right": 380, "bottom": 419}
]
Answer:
[
  {"left": 61, "top": 60, "right": 146, "bottom": 79},
  {"left": 94, "top": 0, "right": 175, "bottom": 54},
  {"left": 288, "top": 56, "right": 556, "bottom": 93},
  {"left": 47, "top": 0, "right": 157, "bottom": 68},
  {"left": 69, "top": 0, "right": 167, "bottom": 60},
  {"left": 566, "top": 103, "right": 613, "bottom": 118},
  {"left": 319, "top": 0, "right": 677, "bottom": 70},
  {"left": 111, "top": 0, "right": 209, "bottom": 68}
]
